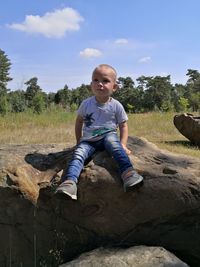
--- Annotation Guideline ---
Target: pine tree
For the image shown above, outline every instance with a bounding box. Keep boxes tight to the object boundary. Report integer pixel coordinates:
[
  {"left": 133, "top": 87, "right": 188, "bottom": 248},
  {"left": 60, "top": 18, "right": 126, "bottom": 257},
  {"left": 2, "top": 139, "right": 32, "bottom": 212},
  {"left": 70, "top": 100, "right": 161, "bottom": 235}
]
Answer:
[{"left": 0, "top": 49, "right": 12, "bottom": 114}]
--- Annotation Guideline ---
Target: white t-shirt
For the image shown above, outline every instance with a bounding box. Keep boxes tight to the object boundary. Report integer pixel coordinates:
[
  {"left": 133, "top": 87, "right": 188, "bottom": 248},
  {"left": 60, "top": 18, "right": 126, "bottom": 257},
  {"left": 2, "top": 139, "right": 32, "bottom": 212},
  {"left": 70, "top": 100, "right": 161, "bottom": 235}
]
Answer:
[{"left": 77, "top": 96, "right": 128, "bottom": 141}]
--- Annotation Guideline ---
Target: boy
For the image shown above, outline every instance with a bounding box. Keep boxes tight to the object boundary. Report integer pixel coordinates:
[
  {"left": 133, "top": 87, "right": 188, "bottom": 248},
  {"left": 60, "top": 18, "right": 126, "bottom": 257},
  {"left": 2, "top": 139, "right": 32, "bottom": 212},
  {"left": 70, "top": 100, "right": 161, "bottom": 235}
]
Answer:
[{"left": 55, "top": 64, "right": 143, "bottom": 200}]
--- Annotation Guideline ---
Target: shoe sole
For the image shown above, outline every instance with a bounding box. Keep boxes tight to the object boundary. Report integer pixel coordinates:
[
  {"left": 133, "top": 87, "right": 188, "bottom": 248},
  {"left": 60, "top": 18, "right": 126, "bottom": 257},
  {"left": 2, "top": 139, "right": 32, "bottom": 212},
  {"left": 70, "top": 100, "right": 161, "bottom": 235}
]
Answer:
[
  {"left": 55, "top": 189, "right": 77, "bottom": 200},
  {"left": 124, "top": 176, "right": 144, "bottom": 192}
]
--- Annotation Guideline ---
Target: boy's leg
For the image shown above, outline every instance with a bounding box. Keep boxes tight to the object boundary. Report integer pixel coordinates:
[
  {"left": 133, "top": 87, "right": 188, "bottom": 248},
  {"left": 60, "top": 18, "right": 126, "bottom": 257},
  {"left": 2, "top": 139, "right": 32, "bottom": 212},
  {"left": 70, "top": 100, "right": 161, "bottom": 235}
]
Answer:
[
  {"left": 55, "top": 141, "right": 96, "bottom": 199},
  {"left": 63, "top": 142, "right": 96, "bottom": 182},
  {"left": 103, "top": 132, "right": 143, "bottom": 191}
]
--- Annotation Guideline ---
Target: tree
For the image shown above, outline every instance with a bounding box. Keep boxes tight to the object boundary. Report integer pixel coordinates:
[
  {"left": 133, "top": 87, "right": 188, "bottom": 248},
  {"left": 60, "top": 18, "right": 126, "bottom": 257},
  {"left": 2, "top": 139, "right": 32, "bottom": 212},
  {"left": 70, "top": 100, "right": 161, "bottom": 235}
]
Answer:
[
  {"left": 118, "top": 77, "right": 135, "bottom": 89},
  {"left": 186, "top": 69, "right": 200, "bottom": 85},
  {"left": 178, "top": 97, "right": 189, "bottom": 112},
  {"left": 172, "top": 83, "right": 187, "bottom": 111},
  {"left": 46, "top": 92, "right": 56, "bottom": 110},
  {"left": 0, "top": 49, "right": 12, "bottom": 114},
  {"left": 55, "top": 84, "right": 71, "bottom": 108},
  {"left": 190, "top": 92, "right": 200, "bottom": 112},
  {"left": 142, "top": 75, "right": 174, "bottom": 111},
  {"left": 114, "top": 77, "right": 143, "bottom": 113},
  {"left": 0, "top": 96, "right": 9, "bottom": 115},
  {"left": 24, "top": 77, "right": 43, "bottom": 108},
  {"left": 186, "top": 69, "right": 200, "bottom": 111},
  {"left": 8, "top": 90, "right": 26, "bottom": 113},
  {"left": 0, "top": 49, "right": 12, "bottom": 93},
  {"left": 32, "top": 92, "right": 45, "bottom": 114},
  {"left": 71, "top": 84, "right": 91, "bottom": 106}
]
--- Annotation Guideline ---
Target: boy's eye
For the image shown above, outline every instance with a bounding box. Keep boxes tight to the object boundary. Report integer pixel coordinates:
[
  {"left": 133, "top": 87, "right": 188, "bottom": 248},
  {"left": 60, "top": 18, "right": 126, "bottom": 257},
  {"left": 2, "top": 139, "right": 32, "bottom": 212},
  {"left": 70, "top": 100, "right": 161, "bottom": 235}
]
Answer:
[{"left": 92, "top": 78, "right": 110, "bottom": 84}]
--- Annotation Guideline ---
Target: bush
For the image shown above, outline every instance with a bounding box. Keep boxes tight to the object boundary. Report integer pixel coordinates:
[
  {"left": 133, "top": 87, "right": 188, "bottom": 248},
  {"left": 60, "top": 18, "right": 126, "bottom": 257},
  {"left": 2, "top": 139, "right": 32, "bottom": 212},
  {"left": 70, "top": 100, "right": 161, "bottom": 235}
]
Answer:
[
  {"left": 0, "top": 95, "right": 8, "bottom": 115},
  {"left": 32, "top": 92, "right": 45, "bottom": 114}
]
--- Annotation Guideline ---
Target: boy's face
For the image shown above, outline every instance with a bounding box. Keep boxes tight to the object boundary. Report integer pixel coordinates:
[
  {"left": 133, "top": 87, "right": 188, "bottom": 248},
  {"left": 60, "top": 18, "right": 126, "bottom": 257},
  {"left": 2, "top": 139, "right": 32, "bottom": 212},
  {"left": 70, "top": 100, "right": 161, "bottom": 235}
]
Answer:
[{"left": 91, "top": 66, "right": 118, "bottom": 103}]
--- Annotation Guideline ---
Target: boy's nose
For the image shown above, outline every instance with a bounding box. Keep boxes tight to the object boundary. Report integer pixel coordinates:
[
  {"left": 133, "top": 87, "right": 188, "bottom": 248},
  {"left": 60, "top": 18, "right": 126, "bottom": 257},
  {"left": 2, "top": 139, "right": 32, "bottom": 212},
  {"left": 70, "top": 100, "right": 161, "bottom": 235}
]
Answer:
[{"left": 97, "top": 81, "right": 103, "bottom": 86}]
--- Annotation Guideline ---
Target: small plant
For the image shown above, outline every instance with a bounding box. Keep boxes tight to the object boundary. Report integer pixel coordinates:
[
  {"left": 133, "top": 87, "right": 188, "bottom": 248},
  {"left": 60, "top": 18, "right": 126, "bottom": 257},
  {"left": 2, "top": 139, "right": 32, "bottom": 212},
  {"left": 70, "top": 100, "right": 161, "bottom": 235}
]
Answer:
[
  {"left": 178, "top": 97, "right": 189, "bottom": 112},
  {"left": 70, "top": 103, "right": 78, "bottom": 112},
  {"left": 39, "top": 230, "right": 67, "bottom": 267},
  {"left": 127, "top": 103, "right": 134, "bottom": 113}
]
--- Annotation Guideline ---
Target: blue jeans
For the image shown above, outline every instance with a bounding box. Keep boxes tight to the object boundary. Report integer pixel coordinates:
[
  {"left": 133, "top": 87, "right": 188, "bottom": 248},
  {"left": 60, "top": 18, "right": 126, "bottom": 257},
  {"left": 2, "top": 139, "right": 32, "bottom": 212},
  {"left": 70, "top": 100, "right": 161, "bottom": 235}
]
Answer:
[{"left": 63, "top": 132, "right": 134, "bottom": 183}]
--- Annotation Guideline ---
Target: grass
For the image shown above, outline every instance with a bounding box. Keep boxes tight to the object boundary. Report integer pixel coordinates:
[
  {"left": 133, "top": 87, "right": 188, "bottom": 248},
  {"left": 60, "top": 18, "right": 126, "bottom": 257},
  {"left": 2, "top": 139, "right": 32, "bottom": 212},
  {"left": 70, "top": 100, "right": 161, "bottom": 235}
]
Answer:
[
  {"left": 0, "top": 110, "right": 76, "bottom": 146},
  {"left": 0, "top": 110, "right": 199, "bottom": 158},
  {"left": 128, "top": 112, "right": 200, "bottom": 158}
]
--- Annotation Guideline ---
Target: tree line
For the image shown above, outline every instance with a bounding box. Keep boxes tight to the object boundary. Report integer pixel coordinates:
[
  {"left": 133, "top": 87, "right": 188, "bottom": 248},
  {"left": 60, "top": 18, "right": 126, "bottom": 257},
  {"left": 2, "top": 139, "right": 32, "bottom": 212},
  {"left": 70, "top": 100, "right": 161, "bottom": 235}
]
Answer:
[{"left": 0, "top": 48, "right": 199, "bottom": 115}]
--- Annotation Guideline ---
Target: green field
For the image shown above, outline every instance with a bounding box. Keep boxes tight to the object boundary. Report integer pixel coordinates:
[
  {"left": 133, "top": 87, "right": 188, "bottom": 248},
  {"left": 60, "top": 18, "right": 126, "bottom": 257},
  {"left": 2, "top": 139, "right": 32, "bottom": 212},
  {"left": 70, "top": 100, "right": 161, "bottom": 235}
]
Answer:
[{"left": 0, "top": 111, "right": 199, "bottom": 158}]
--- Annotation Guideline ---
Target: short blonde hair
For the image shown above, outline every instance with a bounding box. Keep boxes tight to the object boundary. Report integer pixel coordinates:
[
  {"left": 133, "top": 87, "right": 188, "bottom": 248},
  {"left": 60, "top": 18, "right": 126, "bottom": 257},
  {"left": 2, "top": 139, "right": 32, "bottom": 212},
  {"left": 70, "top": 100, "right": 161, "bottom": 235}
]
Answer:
[{"left": 92, "top": 64, "right": 117, "bottom": 81}]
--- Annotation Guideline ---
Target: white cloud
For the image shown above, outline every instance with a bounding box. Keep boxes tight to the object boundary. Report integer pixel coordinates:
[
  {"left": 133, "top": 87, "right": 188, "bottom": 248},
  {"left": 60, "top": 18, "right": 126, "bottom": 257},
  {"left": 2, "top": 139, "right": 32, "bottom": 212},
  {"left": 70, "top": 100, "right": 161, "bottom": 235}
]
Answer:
[
  {"left": 7, "top": 7, "right": 84, "bottom": 38},
  {"left": 138, "top": 56, "right": 151, "bottom": 63},
  {"left": 115, "top": 38, "right": 128, "bottom": 44},
  {"left": 79, "top": 48, "right": 102, "bottom": 58}
]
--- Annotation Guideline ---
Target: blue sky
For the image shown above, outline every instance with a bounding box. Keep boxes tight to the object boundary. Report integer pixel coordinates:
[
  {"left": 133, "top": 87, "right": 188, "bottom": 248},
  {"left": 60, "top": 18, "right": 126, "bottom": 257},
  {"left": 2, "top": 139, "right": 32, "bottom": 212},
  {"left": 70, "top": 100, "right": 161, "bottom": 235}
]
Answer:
[{"left": 1, "top": 0, "right": 200, "bottom": 92}]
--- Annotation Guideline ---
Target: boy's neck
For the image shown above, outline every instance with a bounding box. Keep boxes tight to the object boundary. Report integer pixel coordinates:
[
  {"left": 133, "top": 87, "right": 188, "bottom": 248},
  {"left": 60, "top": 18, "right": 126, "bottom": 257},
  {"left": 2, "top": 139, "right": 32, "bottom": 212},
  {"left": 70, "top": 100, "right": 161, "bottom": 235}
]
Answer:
[{"left": 95, "top": 96, "right": 111, "bottom": 104}]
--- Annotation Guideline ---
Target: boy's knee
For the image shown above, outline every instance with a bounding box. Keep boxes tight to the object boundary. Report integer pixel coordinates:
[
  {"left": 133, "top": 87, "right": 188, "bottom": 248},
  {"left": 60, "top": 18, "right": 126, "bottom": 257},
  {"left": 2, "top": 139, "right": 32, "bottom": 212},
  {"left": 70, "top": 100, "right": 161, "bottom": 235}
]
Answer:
[
  {"left": 105, "top": 132, "right": 119, "bottom": 143},
  {"left": 104, "top": 133, "right": 121, "bottom": 151},
  {"left": 73, "top": 146, "right": 88, "bottom": 160}
]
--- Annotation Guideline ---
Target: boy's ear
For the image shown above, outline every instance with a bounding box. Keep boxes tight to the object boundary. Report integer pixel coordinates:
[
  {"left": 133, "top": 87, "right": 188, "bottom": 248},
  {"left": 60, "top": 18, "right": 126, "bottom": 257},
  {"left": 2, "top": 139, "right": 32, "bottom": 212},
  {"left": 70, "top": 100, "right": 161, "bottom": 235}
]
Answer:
[{"left": 113, "top": 82, "right": 119, "bottom": 92}]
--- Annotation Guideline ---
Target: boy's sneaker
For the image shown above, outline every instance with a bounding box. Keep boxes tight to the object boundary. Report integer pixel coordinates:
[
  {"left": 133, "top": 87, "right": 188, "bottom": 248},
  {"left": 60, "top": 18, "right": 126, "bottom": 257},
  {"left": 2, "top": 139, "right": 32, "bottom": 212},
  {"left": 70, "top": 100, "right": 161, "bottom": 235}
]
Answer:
[
  {"left": 123, "top": 171, "right": 143, "bottom": 192},
  {"left": 55, "top": 180, "right": 77, "bottom": 200}
]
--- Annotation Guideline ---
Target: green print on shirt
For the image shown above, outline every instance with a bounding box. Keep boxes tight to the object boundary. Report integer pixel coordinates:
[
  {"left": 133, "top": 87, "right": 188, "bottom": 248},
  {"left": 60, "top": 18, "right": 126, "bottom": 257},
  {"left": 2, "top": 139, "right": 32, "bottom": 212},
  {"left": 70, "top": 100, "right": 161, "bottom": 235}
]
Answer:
[{"left": 92, "top": 127, "right": 113, "bottom": 136}]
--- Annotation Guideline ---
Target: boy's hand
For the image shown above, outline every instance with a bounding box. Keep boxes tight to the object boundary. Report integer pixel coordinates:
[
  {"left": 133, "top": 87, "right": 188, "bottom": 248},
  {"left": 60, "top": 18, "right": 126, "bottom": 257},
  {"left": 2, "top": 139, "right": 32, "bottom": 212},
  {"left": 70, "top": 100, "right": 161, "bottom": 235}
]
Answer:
[{"left": 121, "top": 144, "right": 131, "bottom": 155}]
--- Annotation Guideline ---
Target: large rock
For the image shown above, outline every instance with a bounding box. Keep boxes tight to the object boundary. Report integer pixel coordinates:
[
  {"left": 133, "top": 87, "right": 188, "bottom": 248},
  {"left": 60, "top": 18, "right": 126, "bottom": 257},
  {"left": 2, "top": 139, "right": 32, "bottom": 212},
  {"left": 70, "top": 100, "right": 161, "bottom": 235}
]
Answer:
[
  {"left": 0, "top": 137, "right": 200, "bottom": 266},
  {"left": 60, "top": 246, "right": 189, "bottom": 267},
  {"left": 174, "top": 113, "right": 200, "bottom": 146}
]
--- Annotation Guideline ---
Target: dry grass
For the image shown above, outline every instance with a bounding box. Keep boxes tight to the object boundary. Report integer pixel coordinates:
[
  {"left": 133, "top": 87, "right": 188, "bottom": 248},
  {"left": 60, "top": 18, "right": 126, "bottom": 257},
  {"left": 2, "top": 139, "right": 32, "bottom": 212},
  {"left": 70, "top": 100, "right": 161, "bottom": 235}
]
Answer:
[
  {"left": 0, "top": 111, "right": 199, "bottom": 158},
  {"left": 128, "top": 112, "right": 200, "bottom": 158},
  {"left": 0, "top": 110, "right": 76, "bottom": 145}
]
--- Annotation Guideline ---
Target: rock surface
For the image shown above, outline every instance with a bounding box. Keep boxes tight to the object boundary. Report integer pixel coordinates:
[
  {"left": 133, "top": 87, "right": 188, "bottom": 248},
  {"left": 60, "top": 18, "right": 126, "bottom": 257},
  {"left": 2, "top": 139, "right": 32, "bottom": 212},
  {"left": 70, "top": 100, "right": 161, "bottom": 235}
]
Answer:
[
  {"left": 174, "top": 113, "right": 200, "bottom": 146},
  {"left": 60, "top": 246, "right": 189, "bottom": 267},
  {"left": 0, "top": 137, "right": 200, "bottom": 267}
]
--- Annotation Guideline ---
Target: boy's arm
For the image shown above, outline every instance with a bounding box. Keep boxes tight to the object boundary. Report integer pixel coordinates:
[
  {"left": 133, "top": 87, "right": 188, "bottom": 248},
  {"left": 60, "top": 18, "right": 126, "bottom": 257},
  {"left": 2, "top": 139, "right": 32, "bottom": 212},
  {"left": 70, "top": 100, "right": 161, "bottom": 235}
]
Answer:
[
  {"left": 119, "top": 121, "right": 131, "bottom": 155},
  {"left": 75, "top": 115, "right": 84, "bottom": 144}
]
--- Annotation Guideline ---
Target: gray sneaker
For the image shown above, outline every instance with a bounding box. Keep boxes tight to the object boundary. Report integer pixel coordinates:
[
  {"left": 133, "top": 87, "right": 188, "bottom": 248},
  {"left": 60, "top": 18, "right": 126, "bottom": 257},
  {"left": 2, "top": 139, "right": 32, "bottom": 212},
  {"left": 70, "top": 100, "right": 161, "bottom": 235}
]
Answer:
[
  {"left": 123, "top": 171, "right": 143, "bottom": 192},
  {"left": 55, "top": 180, "right": 77, "bottom": 200}
]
